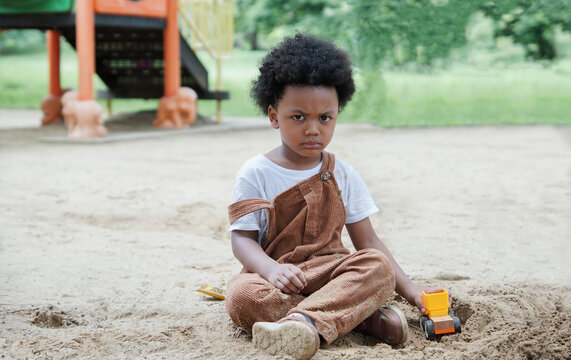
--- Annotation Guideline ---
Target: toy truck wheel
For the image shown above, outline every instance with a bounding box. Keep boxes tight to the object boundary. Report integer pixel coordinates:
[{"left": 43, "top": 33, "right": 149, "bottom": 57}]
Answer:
[
  {"left": 453, "top": 316, "right": 461, "bottom": 334},
  {"left": 424, "top": 319, "right": 436, "bottom": 340},
  {"left": 419, "top": 315, "right": 428, "bottom": 331}
]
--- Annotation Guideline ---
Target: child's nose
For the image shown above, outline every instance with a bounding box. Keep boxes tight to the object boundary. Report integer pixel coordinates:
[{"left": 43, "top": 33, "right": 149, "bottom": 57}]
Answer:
[{"left": 304, "top": 120, "right": 320, "bottom": 135}]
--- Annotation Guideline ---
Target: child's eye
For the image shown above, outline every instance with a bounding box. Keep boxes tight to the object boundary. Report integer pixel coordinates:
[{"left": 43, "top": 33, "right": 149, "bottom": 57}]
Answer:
[
  {"left": 320, "top": 115, "right": 331, "bottom": 122},
  {"left": 292, "top": 115, "right": 304, "bottom": 121}
]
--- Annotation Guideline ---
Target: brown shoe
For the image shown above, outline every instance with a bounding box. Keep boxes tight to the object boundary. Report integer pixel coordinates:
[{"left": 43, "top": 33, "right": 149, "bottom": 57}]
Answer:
[
  {"left": 355, "top": 305, "right": 408, "bottom": 345},
  {"left": 252, "top": 314, "right": 320, "bottom": 360}
]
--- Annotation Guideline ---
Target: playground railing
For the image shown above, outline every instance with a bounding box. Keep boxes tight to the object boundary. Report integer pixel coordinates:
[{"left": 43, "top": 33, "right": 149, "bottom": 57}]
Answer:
[
  {"left": 178, "top": 0, "right": 233, "bottom": 108},
  {"left": 178, "top": 0, "right": 233, "bottom": 59}
]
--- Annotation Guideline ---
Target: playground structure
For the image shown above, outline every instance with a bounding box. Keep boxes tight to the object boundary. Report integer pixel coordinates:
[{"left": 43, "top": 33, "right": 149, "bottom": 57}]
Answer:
[{"left": 0, "top": 0, "right": 232, "bottom": 138}]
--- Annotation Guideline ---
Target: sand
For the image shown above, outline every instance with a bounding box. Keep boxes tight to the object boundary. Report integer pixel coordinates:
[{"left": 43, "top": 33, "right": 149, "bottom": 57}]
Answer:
[{"left": 0, "top": 109, "right": 570, "bottom": 359}]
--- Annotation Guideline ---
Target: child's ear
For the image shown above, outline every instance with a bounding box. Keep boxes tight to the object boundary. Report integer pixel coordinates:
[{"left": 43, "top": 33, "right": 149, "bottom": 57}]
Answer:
[{"left": 268, "top": 105, "right": 279, "bottom": 129}]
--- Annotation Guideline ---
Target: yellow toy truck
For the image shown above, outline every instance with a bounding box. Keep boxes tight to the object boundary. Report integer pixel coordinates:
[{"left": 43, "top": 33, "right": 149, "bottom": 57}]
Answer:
[{"left": 419, "top": 289, "right": 461, "bottom": 340}]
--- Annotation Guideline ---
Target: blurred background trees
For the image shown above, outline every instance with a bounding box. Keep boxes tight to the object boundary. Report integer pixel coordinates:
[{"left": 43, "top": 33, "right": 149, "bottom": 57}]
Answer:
[
  {"left": 230, "top": 0, "right": 571, "bottom": 126},
  {"left": 3, "top": 1, "right": 569, "bottom": 67},
  {"left": 1, "top": 0, "right": 569, "bottom": 124},
  {"left": 233, "top": 0, "right": 571, "bottom": 67},
  {"left": 481, "top": 0, "right": 571, "bottom": 60}
]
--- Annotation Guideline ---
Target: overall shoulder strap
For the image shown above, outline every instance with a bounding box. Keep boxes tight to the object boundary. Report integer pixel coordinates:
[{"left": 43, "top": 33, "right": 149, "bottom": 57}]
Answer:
[
  {"left": 320, "top": 151, "right": 335, "bottom": 172},
  {"left": 228, "top": 198, "right": 272, "bottom": 224}
]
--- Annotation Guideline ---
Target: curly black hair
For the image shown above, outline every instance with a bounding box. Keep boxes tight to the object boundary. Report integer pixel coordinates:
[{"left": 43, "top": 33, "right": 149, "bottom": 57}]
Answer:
[{"left": 251, "top": 33, "right": 355, "bottom": 114}]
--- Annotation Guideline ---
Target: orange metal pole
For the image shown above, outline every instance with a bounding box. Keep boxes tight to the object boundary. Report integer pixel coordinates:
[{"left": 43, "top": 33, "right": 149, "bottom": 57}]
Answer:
[
  {"left": 76, "top": 0, "right": 95, "bottom": 100},
  {"left": 164, "top": 0, "right": 180, "bottom": 97},
  {"left": 47, "top": 30, "right": 62, "bottom": 96}
]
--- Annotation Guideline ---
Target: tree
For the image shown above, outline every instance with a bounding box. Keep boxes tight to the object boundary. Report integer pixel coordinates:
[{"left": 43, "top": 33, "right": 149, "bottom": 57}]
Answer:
[
  {"left": 234, "top": 0, "right": 337, "bottom": 50},
  {"left": 337, "top": 0, "right": 481, "bottom": 68},
  {"left": 234, "top": 0, "right": 571, "bottom": 64},
  {"left": 235, "top": 0, "right": 481, "bottom": 67},
  {"left": 481, "top": 0, "right": 571, "bottom": 60}
]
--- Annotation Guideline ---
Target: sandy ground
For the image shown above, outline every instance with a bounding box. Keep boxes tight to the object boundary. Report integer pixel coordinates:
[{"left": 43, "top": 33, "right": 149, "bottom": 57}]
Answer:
[{"left": 0, "top": 109, "right": 570, "bottom": 359}]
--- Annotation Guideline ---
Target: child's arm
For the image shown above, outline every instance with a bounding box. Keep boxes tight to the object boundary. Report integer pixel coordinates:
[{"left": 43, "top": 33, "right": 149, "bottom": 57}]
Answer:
[
  {"left": 346, "top": 217, "right": 442, "bottom": 313},
  {"left": 231, "top": 230, "right": 307, "bottom": 294}
]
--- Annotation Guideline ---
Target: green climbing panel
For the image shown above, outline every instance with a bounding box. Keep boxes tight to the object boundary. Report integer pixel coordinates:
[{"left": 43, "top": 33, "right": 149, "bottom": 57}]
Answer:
[{"left": 0, "top": 0, "right": 74, "bottom": 14}]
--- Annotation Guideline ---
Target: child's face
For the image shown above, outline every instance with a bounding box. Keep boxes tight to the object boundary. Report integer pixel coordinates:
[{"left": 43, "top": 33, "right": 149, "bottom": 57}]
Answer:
[{"left": 268, "top": 86, "right": 339, "bottom": 165}]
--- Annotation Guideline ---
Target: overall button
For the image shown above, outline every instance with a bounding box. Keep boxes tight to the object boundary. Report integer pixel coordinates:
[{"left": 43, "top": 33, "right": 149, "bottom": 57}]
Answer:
[{"left": 321, "top": 171, "right": 331, "bottom": 182}]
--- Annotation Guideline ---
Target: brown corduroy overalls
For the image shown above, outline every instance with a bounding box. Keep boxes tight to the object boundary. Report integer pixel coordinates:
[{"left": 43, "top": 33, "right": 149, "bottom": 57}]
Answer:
[{"left": 226, "top": 152, "right": 396, "bottom": 345}]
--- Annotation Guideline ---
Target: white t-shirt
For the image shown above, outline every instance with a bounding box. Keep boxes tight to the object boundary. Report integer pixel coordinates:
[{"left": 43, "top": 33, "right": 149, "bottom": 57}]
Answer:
[{"left": 229, "top": 154, "right": 379, "bottom": 242}]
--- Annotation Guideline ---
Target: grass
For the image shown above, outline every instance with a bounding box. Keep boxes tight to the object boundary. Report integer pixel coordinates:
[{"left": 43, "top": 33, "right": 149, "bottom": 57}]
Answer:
[
  {"left": 195, "top": 49, "right": 266, "bottom": 118},
  {"left": 1, "top": 41, "right": 570, "bottom": 126},
  {"left": 343, "top": 63, "right": 571, "bottom": 126}
]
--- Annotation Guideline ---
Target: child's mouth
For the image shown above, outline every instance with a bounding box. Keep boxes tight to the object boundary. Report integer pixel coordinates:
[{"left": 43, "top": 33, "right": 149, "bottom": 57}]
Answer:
[{"left": 302, "top": 141, "right": 321, "bottom": 149}]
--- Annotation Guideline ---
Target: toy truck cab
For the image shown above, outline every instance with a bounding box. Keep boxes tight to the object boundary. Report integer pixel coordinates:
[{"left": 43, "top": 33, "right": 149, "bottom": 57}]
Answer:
[{"left": 419, "top": 289, "right": 461, "bottom": 340}]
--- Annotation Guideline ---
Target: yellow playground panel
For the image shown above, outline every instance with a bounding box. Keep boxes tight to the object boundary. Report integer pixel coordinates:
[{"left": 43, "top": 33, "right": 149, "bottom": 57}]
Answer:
[{"left": 179, "top": 0, "right": 234, "bottom": 121}]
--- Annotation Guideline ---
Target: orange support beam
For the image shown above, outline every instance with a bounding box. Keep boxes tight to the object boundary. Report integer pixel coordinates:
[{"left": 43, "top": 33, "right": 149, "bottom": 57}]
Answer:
[
  {"left": 42, "top": 30, "right": 63, "bottom": 125},
  {"left": 46, "top": 30, "right": 62, "bottom": 96},
  {"left": 76, "top": 0, "right": 95, "bottom": 101},
  {"left": 94, "top": 0, "right": 166, "bottom": 17},
  {"left": 164, "top": 0, "right": 180, "bottom": 97}
]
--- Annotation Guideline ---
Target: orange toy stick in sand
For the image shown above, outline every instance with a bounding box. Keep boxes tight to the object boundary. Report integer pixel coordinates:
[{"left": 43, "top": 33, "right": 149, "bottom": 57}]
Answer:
[
  {"left": 419, "top": 289, "right": 461, "bottom": 340},
  {"left": 196, "top": 285, "right": 226, "bottom": 300}
]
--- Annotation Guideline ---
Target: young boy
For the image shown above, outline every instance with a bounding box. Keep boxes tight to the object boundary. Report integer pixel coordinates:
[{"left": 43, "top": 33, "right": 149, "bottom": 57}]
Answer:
[{"left": 226, "top": 33, "right": 440, "bottom": 360}]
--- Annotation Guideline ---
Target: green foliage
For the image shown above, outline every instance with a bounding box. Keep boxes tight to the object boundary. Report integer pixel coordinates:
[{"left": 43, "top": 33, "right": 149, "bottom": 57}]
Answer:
[
  {"left": 337, "top": 0, "right": 480, "bottom": 68},
  {"left": 234, "top": 0, "right": 332, "bottom": 33},
  {"left": 481, "top": 0, "right": 571, "bottom": 60},
  {"left": 234, "top": 0, "right": 481, "bottom": 67},
  {"left": 244, "top": 0, "right": 331, "bottom": 32},
  {"left": 234, "top": 0, "right": 571, "bottom": 65},
  {"left": 0, "top": 29, "right": 45, "bottom": 54},
  {"left": 234, "top": 0, "right": 336, "bottom": 49}
]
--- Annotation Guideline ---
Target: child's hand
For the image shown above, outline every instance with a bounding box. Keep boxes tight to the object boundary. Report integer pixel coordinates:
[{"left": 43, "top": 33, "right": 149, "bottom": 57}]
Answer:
[
  {"left": 266, "top": 263, "right": 307, "bottom": 295},
  {"left": 404, "top": 284, "right": 445, "bottom": 314}
]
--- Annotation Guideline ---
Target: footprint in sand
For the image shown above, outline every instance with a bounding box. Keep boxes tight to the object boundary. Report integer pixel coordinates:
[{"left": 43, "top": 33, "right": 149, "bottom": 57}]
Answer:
[
  {"left": 170, "top": 202, "right": 227, "bottom": 238},
  {"left": 435, "top": 273, "right": 471, "bottom": 281},
  {"left": 31, "top": 305, "right": 81, "bottom": 328}
]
